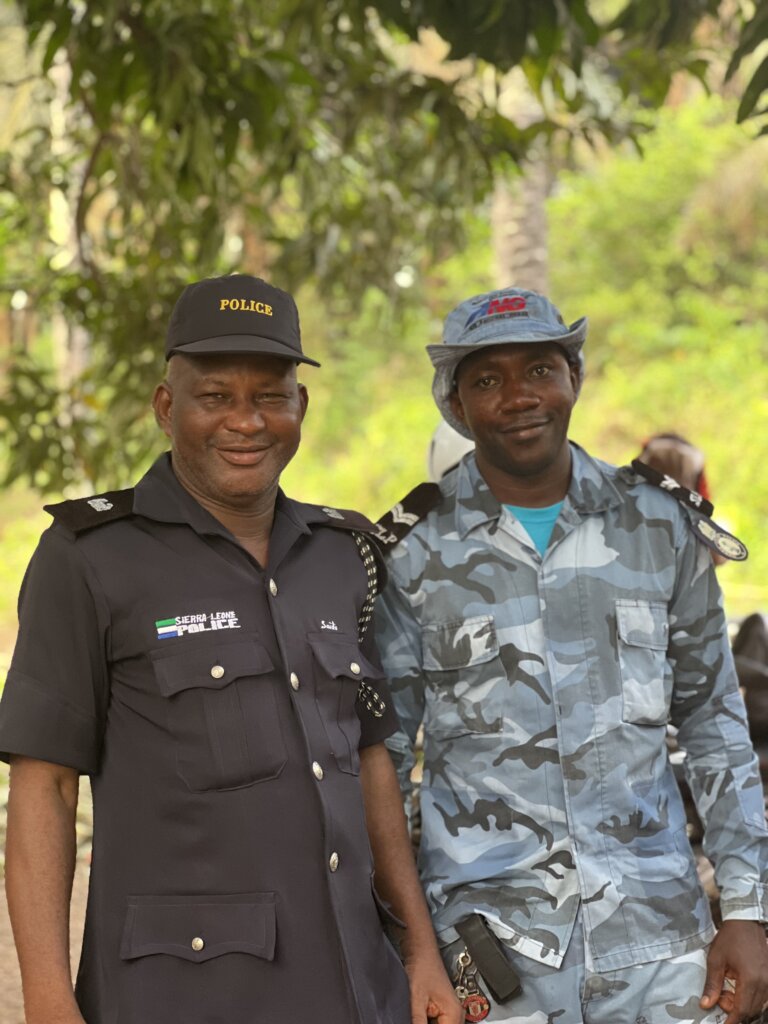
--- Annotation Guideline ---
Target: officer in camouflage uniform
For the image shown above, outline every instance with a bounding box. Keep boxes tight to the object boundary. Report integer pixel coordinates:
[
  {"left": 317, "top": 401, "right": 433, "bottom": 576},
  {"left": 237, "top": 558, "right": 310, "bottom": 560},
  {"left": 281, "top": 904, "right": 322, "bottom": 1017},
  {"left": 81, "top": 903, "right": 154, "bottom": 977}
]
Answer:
[{"left": 374, "top": 287, "right": 768, "bottom": 1024}]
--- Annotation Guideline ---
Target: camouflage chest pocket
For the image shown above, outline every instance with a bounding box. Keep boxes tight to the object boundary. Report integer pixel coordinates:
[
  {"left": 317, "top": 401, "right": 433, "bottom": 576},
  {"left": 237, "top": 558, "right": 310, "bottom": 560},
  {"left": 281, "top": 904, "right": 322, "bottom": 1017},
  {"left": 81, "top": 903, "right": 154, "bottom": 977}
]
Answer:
[
  {"left": 616, "top": 599, "right": 671, "bottom": 727},
  {"left": 421, "top": 615, "right": 504, "bottom": 738}
]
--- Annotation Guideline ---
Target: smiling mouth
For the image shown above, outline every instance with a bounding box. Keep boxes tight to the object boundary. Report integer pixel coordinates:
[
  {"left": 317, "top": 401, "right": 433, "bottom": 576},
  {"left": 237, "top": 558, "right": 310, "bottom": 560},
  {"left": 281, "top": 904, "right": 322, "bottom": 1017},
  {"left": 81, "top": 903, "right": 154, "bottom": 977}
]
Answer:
[
  {"left": 216, "top": 447, "right": 271, "bottom": 466},
  {"left": 503, "top": 421, "right": 549, "bottom": 438}
]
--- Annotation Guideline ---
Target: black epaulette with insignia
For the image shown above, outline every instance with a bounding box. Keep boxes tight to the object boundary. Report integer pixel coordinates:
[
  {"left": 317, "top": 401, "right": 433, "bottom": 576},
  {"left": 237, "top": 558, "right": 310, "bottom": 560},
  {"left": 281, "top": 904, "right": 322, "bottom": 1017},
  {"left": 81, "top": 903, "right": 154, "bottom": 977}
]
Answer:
[
  {"left": 44, "top": 489, "right": 135, "bottom": 534},
  {"left": 630, "top": 460, "right": 748, "bottom": 562},
  {"left": 374, "top": 482, "right": 442, "bottom": 550},
  {"left": 306, "top": 504, "right": 378, "bottom": 533}
]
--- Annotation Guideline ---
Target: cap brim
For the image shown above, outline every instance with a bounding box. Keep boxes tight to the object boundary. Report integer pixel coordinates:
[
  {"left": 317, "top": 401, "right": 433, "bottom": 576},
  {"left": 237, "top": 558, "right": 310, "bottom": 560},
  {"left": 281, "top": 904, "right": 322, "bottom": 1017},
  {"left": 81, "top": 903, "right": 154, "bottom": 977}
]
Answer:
[
  {"left": 167, "top": 333, "right": 321, "bottom": 367},
  {"left": 426, "top": 316, "right": 587, "bottom": 367}
]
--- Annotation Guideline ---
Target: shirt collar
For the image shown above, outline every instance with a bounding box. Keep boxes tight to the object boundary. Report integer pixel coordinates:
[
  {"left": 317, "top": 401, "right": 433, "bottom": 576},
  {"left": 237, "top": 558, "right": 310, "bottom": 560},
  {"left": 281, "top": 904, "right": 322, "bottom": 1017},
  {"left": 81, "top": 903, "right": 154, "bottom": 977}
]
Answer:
[
  {"left": 132, "top": 452, "right": 311, "bottom": 538},
  {"left": 565, "top": 443, "right": 623, "bottom": 515},
  {"left": 452, "top": 443, "right": 622, "bottom": 540}
]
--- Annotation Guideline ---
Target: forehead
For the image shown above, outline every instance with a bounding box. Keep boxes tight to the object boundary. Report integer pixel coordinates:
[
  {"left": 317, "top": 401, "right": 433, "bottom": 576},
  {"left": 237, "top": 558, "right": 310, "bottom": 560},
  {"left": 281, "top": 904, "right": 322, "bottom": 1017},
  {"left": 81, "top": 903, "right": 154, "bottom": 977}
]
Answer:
[
  {"left": 173, "top": 353, "right": 298, "bottom": 384},
  {"left": 455, "top": 341, "right": 568, "bottom": 381}
]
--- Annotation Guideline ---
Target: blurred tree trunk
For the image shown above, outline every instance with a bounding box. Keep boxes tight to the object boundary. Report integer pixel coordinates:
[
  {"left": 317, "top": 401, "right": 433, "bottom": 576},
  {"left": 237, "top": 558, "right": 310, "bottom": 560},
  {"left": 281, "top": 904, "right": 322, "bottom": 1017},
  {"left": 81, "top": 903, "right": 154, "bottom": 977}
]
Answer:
[
  {"left": 492, "top": 153, "right": 552, "bottom": 293},
  {"left": 492, "top": 74, "right": 551, "bottom": 294}
]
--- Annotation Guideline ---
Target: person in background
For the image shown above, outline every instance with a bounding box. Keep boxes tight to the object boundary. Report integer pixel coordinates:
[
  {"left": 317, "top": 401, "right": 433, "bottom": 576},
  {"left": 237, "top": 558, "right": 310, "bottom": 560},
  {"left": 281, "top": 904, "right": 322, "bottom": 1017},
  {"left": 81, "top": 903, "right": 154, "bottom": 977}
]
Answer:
[{"left": 636, "top": 433, "right": 726, "bottom": 566}]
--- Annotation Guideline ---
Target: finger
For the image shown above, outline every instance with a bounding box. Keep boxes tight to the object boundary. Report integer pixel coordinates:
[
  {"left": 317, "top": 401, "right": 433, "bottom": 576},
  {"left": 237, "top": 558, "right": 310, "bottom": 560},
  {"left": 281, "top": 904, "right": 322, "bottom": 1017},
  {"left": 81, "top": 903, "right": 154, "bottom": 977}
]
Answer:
[
  {"left": 735, "top": 978, "right": 767, "bottom": 1024},
  {"left": 700, "top": 954, "right": 726, "bottom": 1009}
]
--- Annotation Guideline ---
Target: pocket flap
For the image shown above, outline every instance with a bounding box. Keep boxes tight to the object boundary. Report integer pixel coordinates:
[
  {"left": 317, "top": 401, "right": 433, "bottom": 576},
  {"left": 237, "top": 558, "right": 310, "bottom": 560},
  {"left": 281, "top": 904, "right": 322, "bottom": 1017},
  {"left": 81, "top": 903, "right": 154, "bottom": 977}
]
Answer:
[
  {"left": 120, "top": 892, "right": 276, "bottom": 963},
  {"left": 150, "top": 639, "right": 274, "bottom": 697},
  {"left": 616, "top": 600, "right": 669, "bottom": 650},
  {"left": 307, "top": 634, "right": 385, "bottom": 681},
  {"left": 422, "top": 616, "right": 499, "bottom": 671}
]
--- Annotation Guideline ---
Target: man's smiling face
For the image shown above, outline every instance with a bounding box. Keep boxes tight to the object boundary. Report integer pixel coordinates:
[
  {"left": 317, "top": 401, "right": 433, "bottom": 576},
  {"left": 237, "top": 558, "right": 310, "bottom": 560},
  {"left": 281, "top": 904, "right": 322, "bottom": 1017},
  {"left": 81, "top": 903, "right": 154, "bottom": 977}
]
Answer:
[
  {"left": 153, "top": 353, "right": 308, "bottom": 513},
  {"left": 449, "top": 341, "right": 578, "bottom": 493}
]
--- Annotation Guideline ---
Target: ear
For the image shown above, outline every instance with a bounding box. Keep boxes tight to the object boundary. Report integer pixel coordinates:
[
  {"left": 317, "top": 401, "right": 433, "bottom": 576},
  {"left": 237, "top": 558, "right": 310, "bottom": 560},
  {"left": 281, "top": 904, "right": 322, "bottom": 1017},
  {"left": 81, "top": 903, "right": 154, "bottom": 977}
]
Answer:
[
  {"left": 448, "top": 388, "right": 468, "bottom": 429},
  {"left": 298, "top": 383, "right": 309, "bottom": 422},
  {"left": 152, "top": 381, "right": 173, "bottom": 438},
  {"left": 568, "top": 361, "right": 581, "bottom": 397}
]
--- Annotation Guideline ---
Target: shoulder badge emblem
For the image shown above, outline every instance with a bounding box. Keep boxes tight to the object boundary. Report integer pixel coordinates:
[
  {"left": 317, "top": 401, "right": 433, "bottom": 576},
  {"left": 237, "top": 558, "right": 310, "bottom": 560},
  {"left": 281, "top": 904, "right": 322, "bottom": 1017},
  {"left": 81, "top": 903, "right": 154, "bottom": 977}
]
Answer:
[
  {"left": 87, "top": 497, "right": 114, "bottom": 512},
  {"left": 375, "top": 482, "right": 441, "bottom": 550},
  {"left": 630, "top": 459, "right": 747, "bottom": 562}
]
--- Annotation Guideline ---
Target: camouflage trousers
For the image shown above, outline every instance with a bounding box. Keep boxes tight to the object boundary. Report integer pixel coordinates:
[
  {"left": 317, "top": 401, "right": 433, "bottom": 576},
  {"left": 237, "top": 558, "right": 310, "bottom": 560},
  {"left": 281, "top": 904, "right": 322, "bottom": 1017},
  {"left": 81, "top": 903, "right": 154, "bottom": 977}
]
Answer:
[{"left": 440, "top": 912, "right": 726, "bottom": 1024}]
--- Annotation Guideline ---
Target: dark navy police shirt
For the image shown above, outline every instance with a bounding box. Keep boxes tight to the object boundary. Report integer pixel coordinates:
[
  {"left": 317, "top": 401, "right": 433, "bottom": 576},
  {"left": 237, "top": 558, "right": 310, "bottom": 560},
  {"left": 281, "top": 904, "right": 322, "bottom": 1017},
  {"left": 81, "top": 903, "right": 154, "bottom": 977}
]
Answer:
[{"left": 0, "top": 453, "right": 409, "bottom": 1024}]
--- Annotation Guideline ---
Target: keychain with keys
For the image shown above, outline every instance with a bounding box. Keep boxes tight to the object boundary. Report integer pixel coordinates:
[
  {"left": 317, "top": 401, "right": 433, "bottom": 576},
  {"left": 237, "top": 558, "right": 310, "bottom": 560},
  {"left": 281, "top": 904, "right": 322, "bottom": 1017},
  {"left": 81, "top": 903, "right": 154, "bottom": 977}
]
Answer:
[{"left": 453, "top": 948, "right": 491, "bottom": 1022}]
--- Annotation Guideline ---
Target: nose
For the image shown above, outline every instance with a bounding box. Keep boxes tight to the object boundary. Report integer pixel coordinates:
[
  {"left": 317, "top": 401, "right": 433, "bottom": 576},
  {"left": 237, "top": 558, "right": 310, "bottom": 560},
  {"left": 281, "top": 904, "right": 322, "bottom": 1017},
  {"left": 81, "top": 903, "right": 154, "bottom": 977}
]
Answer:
[
  {"left": 222, "top": 400, "right": 267, "bottom": 436},
  {"left": 499, "top": 377, "right": 540, "bottom": 411}
]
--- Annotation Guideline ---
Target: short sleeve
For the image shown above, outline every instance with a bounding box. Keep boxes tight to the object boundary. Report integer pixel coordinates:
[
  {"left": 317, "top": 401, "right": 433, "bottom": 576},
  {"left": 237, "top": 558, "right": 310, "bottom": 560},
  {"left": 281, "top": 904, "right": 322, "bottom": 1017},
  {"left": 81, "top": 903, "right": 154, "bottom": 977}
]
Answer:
[
  {"left": 355, "top": 593, "right": 401, "bottom": 749},
  {"left": 0, "top": 525, "right": 110, "bottom": 774}
]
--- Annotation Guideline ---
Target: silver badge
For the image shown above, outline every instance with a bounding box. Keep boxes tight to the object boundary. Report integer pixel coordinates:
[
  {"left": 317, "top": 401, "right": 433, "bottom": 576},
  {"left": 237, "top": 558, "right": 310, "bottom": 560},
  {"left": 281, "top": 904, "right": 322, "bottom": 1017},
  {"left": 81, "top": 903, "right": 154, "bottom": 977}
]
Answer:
[
  {"left": 322, "top": 507, "right": 344, "bottom": 520},
  {"left": 87, "top": 498, "right": 113, "bottom": 512}
]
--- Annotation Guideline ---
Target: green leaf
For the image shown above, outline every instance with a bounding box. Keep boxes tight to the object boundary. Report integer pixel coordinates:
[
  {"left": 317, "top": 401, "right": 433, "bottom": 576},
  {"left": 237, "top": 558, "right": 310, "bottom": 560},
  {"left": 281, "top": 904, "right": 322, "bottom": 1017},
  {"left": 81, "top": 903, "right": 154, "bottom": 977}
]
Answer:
[
  {"left": 737, "top": 55, "right": 768, "bottom": 123},
  {"left": 41, "top": 18, "right": 71, "bottom": 71},
  {"left": 726, "top": 2, "right": 768, "bottom": 80}
]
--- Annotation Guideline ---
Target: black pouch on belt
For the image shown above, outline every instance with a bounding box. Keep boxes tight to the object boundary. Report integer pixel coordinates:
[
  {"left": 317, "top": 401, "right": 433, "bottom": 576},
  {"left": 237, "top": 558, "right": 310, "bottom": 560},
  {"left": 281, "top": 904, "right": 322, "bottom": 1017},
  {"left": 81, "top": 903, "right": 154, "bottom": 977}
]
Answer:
[{"left": 455, "top": 914, "right": 523, "bottom": 1004}]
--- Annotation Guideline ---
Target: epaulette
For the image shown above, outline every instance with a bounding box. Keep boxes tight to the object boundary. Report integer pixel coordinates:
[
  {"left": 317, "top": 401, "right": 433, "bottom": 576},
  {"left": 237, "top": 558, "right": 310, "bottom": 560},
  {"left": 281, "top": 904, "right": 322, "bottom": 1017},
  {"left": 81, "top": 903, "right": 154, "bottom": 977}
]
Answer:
[
  {"left": 373, "top": 482, "right": 442, "bottom": 550},
  {"left": 44, "top": 489, "right": 135, "bottom": 535},
  {"left": 629, "top": 460, "right": 747, "bottom": 562},
  {"left": 303, "top": 503, "right": 378, "bottom": 534}
]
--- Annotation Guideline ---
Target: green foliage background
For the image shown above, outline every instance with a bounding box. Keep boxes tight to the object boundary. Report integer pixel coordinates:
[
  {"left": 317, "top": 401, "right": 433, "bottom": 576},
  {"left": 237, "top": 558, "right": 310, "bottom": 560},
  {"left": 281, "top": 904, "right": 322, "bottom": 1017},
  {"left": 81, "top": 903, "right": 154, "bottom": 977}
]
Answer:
[
  {"left": 281, "top": 96, "right": 768, "bottom": 619},
  {"left": 1, "top": 94, "right": 767, "bottom": 675}
]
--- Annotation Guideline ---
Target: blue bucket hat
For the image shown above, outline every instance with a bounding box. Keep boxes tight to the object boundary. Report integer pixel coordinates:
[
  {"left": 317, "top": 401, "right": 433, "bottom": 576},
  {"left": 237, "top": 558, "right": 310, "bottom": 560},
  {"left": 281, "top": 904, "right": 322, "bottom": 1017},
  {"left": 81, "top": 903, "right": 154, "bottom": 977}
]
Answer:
[{"left": 427, "top": 286, "right": 587, "bottom": 439}]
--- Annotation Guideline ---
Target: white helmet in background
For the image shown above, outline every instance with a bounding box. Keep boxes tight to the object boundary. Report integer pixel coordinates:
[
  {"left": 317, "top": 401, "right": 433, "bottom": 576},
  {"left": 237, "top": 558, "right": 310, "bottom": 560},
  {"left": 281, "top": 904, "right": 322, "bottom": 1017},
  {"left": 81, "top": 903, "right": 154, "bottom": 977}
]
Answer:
[{"left": 427, "top": 420, "right": 475, "bottom": 482}]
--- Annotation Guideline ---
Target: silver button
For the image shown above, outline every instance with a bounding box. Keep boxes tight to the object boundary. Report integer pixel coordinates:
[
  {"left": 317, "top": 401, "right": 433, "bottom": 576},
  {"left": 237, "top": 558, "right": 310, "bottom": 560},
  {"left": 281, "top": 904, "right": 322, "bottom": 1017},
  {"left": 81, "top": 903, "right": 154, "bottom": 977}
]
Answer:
[
  {"left": 290, "top": 672, "right": 300, "bottom": 691},
  {"left": 269, "top": 578, "right": 278, "bottom": 596},
  {"left": 329, "top": 852, "right": 339, "bottom": 872},
  {"left": 210, "top": 665, "right": 225, "bottom": 679},
  {"left": 312, "top": 761, "right": 324, "bottom": 780},
  {"left": 349, "top": 662, "right": 361, "bottom": 675},
  {"left": 191, "top": 936, "right": 205, "bottom": 951}
]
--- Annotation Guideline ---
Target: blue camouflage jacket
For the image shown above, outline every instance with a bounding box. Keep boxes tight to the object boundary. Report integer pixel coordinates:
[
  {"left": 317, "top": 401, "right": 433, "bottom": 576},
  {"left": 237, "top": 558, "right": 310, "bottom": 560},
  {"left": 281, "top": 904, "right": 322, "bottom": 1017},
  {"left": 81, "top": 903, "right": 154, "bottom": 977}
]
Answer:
[{"left": 375, "top": 444, "right": 768, "bottom": 972}]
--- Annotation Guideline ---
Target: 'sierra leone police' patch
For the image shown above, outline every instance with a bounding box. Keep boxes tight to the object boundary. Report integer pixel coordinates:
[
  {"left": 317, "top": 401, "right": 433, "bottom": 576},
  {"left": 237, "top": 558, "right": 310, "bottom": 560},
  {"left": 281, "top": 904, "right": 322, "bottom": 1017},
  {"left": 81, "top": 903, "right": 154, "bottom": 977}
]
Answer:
[{"left": 155, "top": 611, "right": 241, "bottom": 639}]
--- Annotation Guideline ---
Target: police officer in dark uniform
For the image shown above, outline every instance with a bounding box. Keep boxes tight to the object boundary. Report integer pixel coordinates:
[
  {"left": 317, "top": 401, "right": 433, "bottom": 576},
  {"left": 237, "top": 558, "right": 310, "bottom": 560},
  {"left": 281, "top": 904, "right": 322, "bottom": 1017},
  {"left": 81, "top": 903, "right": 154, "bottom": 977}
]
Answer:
[{"left": 0, "top": 275, "right": 461, "bottom": 1024}]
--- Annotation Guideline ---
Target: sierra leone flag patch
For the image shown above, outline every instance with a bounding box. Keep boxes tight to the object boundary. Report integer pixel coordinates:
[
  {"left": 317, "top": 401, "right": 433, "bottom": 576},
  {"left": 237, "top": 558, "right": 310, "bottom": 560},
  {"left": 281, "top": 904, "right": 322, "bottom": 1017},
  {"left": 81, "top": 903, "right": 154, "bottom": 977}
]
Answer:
[
  {"left": 155, "top": 611, "right": 241, "bottom": 640},
  {"left": 156, "top": 617, "right": 181, "bottom": 639}
]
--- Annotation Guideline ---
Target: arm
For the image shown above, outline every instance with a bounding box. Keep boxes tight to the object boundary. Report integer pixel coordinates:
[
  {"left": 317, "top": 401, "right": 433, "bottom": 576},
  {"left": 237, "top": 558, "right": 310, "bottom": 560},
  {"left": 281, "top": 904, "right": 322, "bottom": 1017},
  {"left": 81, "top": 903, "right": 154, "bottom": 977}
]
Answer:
[
  {"left": 668, "top": 532, "right": 768, "bottom": 1023},
  {"left": 373, "top": 568, "right": 427, "bottom": 818},
  {"left": 360, "top": 743, "right": 461, "bottom": 1024},
  {"left": 5, "top": 755, "right": 86, "bottom": 1024}
]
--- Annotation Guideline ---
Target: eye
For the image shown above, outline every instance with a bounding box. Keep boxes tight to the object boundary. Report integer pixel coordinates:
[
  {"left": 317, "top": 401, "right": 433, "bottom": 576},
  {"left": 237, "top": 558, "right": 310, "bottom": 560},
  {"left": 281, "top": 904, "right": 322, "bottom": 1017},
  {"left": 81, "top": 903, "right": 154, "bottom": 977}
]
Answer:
[
  {"left": 257, "top": 392, "right": 290, "bottom": 404},
  {"left": 197, "top": 391, "right": 229, "bottom": 406},
  {"left": 530, "top": 365, "right": 552, "bottom": 378},
  {"left": 474, "top": 374, "right": 498, "bottom": 389}
]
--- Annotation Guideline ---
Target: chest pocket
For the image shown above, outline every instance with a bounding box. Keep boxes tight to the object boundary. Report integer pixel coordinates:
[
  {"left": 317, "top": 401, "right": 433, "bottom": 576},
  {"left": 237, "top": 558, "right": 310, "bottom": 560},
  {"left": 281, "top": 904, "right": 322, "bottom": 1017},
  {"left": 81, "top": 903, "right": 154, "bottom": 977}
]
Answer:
[
  {"left": 616, "top": 600, "right": 671, "bottom": 727},
  {"left": 421, "top": 615, "right": 504, "bottom": 739},
  {"left": 151, "top": 635, "right": 286, "bottom": 792},
  {"left": 308, "top": 633, "right": 384, "bottom": 775}
]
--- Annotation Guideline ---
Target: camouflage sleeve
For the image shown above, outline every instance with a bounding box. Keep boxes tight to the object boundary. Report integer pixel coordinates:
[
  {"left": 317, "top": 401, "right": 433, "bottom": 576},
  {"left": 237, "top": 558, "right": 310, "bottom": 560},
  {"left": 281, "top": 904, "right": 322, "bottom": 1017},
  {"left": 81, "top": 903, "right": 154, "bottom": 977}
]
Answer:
[
  {"left": 669, "top": 524, "right": 768, "bottom": 922},
  {"left": 373, "top": 559, "right": 425, "bottom": 807}
]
